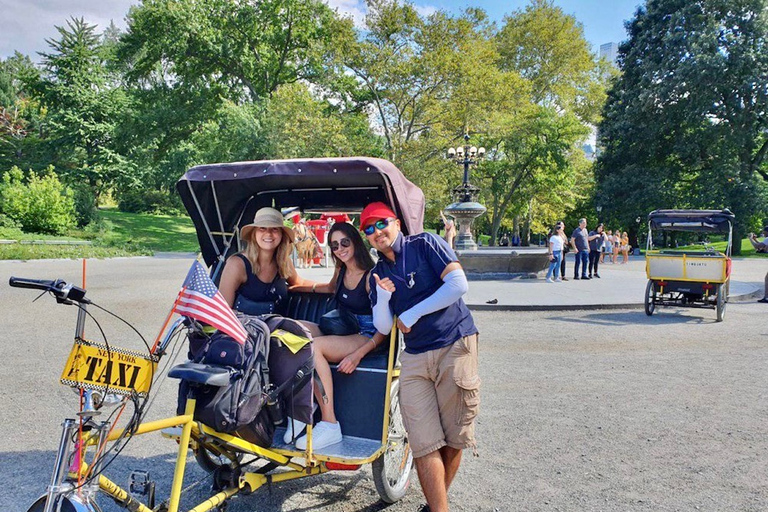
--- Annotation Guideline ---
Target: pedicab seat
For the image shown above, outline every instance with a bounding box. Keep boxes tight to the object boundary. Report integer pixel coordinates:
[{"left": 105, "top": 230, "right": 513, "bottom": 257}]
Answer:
[
  {"left": 169, "top": 362, "right": 232, "bottom": 387},
  {"left": 282, "top": 291, "right": 393, "bottom": 450}
]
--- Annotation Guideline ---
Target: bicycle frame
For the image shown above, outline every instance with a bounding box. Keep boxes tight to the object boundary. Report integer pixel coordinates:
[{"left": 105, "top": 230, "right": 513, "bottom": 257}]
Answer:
[{"left": 37, "top": 306, "right": 402, "bottom": 512}]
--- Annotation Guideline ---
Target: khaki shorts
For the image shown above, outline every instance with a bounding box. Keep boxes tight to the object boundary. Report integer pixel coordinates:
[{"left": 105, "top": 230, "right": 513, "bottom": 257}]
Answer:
[{"left": 399, "top": 334, "right": 480, "bottom": 459}]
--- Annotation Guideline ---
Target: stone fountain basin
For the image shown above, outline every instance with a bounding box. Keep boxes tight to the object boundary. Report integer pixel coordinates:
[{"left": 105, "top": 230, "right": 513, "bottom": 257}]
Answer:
[{"left": 456, "top": 247, "right": 550, "bottom": 280}]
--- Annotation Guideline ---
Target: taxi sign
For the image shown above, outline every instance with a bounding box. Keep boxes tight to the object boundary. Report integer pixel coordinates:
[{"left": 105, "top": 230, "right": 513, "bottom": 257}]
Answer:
[{"left": 60, "top": 339, "right": 156, "bottom": 397}]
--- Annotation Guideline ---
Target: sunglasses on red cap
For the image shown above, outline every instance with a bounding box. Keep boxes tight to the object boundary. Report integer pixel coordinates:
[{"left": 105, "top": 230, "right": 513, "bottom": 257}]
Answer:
[{"left": 362, "top": 218, "right": 395, "bottom": 236}]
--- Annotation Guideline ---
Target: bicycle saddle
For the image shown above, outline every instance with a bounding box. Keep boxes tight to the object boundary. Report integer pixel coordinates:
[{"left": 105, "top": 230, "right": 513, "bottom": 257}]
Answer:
[{"left": 168, "top": 362, "right": 232, "bottom": 387}]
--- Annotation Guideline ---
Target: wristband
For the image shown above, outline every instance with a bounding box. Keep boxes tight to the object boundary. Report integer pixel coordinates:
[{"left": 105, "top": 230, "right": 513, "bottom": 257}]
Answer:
[{"left": 369, "top": 338, "right": 376, "bottom": 348}]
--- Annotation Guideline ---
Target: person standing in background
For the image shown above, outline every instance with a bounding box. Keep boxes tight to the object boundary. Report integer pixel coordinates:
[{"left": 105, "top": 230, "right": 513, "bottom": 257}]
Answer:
[
  {"left": 546, "top": 224, "right": 564, "bottom": 282},
  {"left": 440, "top": 211, "right": 456, "bottom": 249},
  {"left": 571, "top": 218, "right": 591, "bottom": 280},
  {"left": 588, "top": 224, "right": 605, "bottom": 278},
  {"left": 557, "top": 221, "right": 569, "bottom": 281}
]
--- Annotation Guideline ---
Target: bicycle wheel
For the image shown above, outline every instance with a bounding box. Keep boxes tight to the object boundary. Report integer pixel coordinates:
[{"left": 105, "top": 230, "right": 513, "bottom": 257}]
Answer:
[
  {"left": 194, "top": 440, "right": 243, "bottom": 474},
  {"left": 27, "top": 493, "right": 102, "bottom": 512},
  {"left": 372, "top": 379, "right": 413, "bottom": 504},
  {"left": 716, "top": 284, "right": 726, "bottom": 322},
  {"left": 644, "top": 280, "right": 656, "bottom": 316}
]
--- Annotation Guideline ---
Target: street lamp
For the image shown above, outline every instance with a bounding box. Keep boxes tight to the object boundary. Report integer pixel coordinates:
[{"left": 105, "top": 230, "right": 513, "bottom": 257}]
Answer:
[
  {"left": 596, "top": 205, "right": 602, "bottom": 223},
  {"left": 447, "top": 133, "right": 486, "bottom": 203},
  {"left": 444, "top": 133, "right": 487, "bottom": 250}
]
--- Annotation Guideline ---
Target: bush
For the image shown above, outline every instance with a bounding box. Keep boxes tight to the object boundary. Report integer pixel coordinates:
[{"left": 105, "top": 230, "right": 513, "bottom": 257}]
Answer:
[
  {"left": 0, "top": 166, "right": 76, "bottom": 234},
  {"left": 118, "top": 188, "right": 182, "bottom": 215},
  {"left": 70, "top": 182, "right": 98, "bottom": 227}
]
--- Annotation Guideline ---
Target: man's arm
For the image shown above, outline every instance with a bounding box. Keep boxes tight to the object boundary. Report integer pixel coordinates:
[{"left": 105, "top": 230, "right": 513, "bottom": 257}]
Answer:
[
  {"left": 371, "top": 273, "right": 395, "bottom": 334},
  {"left": 398, "top": 262, "right": 469, "bottom": 329}
]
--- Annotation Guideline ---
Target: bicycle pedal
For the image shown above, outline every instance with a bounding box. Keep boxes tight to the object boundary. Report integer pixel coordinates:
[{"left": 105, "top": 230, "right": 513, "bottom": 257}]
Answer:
[{"left": 129, "top": 470, "right": 153, "bottom": 496}]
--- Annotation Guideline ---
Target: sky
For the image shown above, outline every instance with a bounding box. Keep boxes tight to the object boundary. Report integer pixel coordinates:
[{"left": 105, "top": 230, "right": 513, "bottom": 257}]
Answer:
[{"left": 1, "top": 0, "right": 644, "bottom": 61}]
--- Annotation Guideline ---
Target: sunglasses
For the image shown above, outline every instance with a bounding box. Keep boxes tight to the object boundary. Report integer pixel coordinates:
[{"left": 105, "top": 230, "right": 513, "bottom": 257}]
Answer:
[
  {"left": 362, "top": 218, "right": 394, "bottom": 236},
  {"left": 330, "top": 238, "right": 352, "bottom": 252}
]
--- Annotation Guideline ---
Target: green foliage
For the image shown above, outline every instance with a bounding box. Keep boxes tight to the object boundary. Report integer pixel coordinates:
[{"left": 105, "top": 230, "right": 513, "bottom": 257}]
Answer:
[
  {"left": 0, "top": 166, "right": 76, "bottom": 234},
  {"left": 596, "top": 0, "right": 768, "bottom": 253},
  {"left": 24, "top": 18, "right": 129, "bottom": 203},
  {"left": 70, "top": 182, "right": 98, "bottom": 227},
  {"left": 118, "top": 188, "right": 182, "bottom": 215}
]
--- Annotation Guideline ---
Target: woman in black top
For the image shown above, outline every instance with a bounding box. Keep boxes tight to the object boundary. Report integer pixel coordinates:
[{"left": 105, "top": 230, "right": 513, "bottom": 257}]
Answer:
[
  {"left": 219, "top": 207, "right": 315, "bottom": 444},
  {"left": 293, "top": 221, "right": 386, "bottom": 449}
]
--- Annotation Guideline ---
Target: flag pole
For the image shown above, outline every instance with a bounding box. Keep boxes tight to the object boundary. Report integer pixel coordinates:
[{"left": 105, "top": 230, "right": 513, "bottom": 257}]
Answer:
[{"left": 150, "top": 285, "right": 186, "bottom": 355}]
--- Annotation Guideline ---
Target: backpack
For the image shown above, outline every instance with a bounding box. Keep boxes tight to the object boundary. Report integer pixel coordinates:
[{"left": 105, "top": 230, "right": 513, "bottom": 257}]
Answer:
[
  {"left": 178, "top": 314, "right": 271, "bottom": 436},
  {"left": 178, "top": 314, "right": 315, "bottom": 448}
]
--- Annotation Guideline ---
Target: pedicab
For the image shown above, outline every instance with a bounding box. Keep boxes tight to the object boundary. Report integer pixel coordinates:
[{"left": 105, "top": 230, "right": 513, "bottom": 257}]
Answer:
[
  {"left": 12, "top": 157, "right": 420, "bottom": 512},
  {"left": 644, "top": 209, "right": 734, "bottom": 322}
]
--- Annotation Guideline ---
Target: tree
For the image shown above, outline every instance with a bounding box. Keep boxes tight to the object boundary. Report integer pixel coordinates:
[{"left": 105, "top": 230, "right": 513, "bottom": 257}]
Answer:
[
  {"left": 25, "top": 18, "right": 128, "bottom": 204},
  {"left": 596, "top": 0, "right": 768, "bottom": 253},
  {"left": 119, "top": 0, "right": 354, "bottom": 102},
  {"left": 472, "top": 0, "right": 604, "bottom": 244}
]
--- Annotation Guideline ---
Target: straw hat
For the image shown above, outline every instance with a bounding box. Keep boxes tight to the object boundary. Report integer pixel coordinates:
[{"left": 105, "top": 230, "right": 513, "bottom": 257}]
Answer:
[{"left": 240, "top": 207, "right": 295, "bottom": 243}]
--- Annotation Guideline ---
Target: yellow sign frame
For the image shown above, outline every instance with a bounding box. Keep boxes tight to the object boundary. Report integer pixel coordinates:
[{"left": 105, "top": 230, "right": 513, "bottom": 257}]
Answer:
[{"left": 60, "top": 338, "right": 156, "bottom": 397}]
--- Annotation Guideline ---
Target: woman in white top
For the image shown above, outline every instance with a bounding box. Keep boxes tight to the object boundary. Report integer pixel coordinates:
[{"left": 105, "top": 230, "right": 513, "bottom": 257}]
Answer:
[
  {"left": 546, "top": 224, "right": 565, "bottom": 282},
  {"left": 602, "top": 230, "right": 614, "bottom": 263}
]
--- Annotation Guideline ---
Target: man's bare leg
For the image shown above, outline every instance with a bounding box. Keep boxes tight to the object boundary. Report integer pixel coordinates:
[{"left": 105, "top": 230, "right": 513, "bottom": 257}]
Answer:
[
  {"left": 414, "top": 451, "right": 448, "bottom": 512},
  {"left": 440, "top": 446, "right": 463, "bottom": 491}
]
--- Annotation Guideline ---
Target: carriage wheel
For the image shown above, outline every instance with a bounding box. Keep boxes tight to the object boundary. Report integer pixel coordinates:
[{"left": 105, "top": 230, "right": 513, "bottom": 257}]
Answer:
[
  {"left": 372, "top": 380, "right": 413, "bottom": 503},
  {"left": 644, "top": 280, "right": 656, "bottom": 316},
  {"left": 716, "top": 284, "right": 726, "bottom": 322}
]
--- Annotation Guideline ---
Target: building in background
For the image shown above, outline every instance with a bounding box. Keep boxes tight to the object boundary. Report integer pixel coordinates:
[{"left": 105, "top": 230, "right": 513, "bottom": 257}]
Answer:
[{"left": 600, "top": 42, "right": 619, "bottom": 66}]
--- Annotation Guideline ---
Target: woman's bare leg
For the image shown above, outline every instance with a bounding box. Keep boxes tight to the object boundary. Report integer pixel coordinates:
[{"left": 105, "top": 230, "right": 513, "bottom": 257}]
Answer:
[{"left": 312, "top": 334, "right": 369, "bottom": 423}]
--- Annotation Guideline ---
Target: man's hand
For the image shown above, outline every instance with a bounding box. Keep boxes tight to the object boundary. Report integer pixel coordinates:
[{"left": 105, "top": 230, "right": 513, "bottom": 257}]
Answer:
[
  {"left": 373, "top": 273, "right": 396, "bottom": 293},
  {"left": 396, "top": 317, "right": 411, "bottom": 333}
]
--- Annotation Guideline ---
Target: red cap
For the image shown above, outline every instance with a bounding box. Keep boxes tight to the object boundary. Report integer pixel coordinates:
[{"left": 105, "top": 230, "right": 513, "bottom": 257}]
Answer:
[{"left": 360, "top": 202, "right": 396, "bottom": 228}]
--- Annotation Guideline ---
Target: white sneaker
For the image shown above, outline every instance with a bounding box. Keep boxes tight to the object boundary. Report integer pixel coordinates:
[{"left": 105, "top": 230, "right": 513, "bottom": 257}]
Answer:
[
  {"left": 283, "top": 417, "right": 307, "bottom": 444},
  {"left": 555, "top": 277, "right": 562, "bottom": 282},
  {"left": 546, "top": 277, "right": 553, "bottom": 283},
  {"left": 295, "top": 421, "right": 343, "bottom": 450}
]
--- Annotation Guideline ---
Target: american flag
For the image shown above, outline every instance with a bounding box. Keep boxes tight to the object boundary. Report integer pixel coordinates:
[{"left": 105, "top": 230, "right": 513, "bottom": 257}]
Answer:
[{"left": 173, "top": 261, "right": 248, "bottom": 344}]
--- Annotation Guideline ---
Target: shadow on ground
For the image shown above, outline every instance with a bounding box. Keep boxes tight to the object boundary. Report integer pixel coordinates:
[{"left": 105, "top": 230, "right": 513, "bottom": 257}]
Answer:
[{"left": 5, "top": 450, "right": 401, "bottom": 512}]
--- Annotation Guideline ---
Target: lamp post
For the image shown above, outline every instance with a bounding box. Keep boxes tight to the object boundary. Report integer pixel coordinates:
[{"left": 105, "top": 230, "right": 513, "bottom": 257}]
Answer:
[
  {"left": 444, "top": 134, "right": 487, "bottom": 250},
  {"left": 596, "top": 205, "right": 603, "bottom": 223}
]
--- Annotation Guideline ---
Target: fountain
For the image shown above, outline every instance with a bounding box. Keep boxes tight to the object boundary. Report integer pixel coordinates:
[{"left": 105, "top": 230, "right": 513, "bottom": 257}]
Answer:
[{"left": 444, "top": 135, "right": 549, "bottom": 279}]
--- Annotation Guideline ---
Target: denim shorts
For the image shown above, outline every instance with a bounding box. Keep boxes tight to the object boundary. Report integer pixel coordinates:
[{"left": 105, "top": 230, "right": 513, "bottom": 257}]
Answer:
[{"left": 356, "top": 314, "right": 377, "bottom": 338}]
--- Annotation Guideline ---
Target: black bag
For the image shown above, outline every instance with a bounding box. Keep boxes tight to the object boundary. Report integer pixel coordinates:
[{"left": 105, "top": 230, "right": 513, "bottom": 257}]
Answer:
[
  {"left": 178, "top": 315, "right": 272, "bottom": 437},
  {"left": 319, "top": 308, "right": 359, "bottom": 336}
]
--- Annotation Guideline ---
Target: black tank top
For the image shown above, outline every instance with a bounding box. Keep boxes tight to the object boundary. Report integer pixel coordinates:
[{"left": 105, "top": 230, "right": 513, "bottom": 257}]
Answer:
[
  {"left": 335, "top": 266, "right": 372, "bottom": 316},
  {"left": 234, "top": 254, "right": 288, "bottom": 313}
]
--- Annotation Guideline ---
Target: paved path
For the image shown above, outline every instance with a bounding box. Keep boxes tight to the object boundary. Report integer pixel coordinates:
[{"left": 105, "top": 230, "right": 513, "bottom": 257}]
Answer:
[
  {"left": 295, "top": 253, "right": 767, "bottom": 310},
  {"left": 3, "top": 253, "right": 766, "bottom": 312}
]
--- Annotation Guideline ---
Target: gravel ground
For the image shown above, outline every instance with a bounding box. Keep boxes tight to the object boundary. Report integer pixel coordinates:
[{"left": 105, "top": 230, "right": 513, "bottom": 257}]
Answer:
[{"left": 1, "top": 258, "right": 768, "bottom": 511}]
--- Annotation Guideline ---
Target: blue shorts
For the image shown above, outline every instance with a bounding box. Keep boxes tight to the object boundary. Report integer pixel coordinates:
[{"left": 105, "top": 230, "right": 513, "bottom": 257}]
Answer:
[{"left": 356, "top": 314, "right": 377, "bottom": 338}]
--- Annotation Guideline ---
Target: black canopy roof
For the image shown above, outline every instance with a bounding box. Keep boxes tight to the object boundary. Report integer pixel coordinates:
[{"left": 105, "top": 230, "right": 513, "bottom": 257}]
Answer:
[
  {"left": 647, "top": 209, "right": 735, "bottom": 232},
  {"left": 177, "top": 157, "right": 425, "bottom": 266}
]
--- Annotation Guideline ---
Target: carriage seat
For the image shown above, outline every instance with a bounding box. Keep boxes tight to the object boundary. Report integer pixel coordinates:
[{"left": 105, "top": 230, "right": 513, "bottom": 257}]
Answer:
[{"left": 283, "top": 291, "right": 392, "bottom": 443}]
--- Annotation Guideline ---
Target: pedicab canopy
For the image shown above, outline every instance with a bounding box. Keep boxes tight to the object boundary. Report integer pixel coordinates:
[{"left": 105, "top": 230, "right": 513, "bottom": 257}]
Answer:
[
  {"left": 647, "top": 209, "right": 735, "bottom": 233},
  {"left": 177, "top": 157, "right": 426, "bottom": 267}
]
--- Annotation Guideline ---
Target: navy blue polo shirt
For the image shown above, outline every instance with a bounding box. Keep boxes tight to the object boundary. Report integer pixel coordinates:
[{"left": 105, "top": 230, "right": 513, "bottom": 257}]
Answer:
[{"left": 369, "top": 232, "right": 478, "bottom": 354}]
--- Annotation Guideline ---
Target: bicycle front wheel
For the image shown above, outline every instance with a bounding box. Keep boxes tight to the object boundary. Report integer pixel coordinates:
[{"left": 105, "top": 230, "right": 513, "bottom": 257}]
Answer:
[{"left": 27, "top": 493, "right": 103, "bottom": 512}]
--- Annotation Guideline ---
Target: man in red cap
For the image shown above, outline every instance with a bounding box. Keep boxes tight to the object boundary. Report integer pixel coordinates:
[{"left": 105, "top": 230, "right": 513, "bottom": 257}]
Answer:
[{"left": 360, "top": 201, "right": 480, "bottom": 512}]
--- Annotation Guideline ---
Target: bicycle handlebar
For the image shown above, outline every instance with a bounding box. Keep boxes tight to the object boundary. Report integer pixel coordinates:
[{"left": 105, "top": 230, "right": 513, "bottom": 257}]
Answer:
[{"left": 9, "top": 277, "right": 90, "bottom": 304}]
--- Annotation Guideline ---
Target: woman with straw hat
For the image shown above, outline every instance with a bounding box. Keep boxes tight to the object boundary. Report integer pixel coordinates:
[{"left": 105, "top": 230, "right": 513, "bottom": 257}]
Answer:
[{"left": 218, "top": 206, "right": 315, "bottom": 445}]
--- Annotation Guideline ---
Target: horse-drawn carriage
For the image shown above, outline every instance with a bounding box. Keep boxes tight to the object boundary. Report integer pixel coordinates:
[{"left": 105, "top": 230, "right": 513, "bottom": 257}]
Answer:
[{"left": 16, "top": 157, "right": 423, "bottom": 512}]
